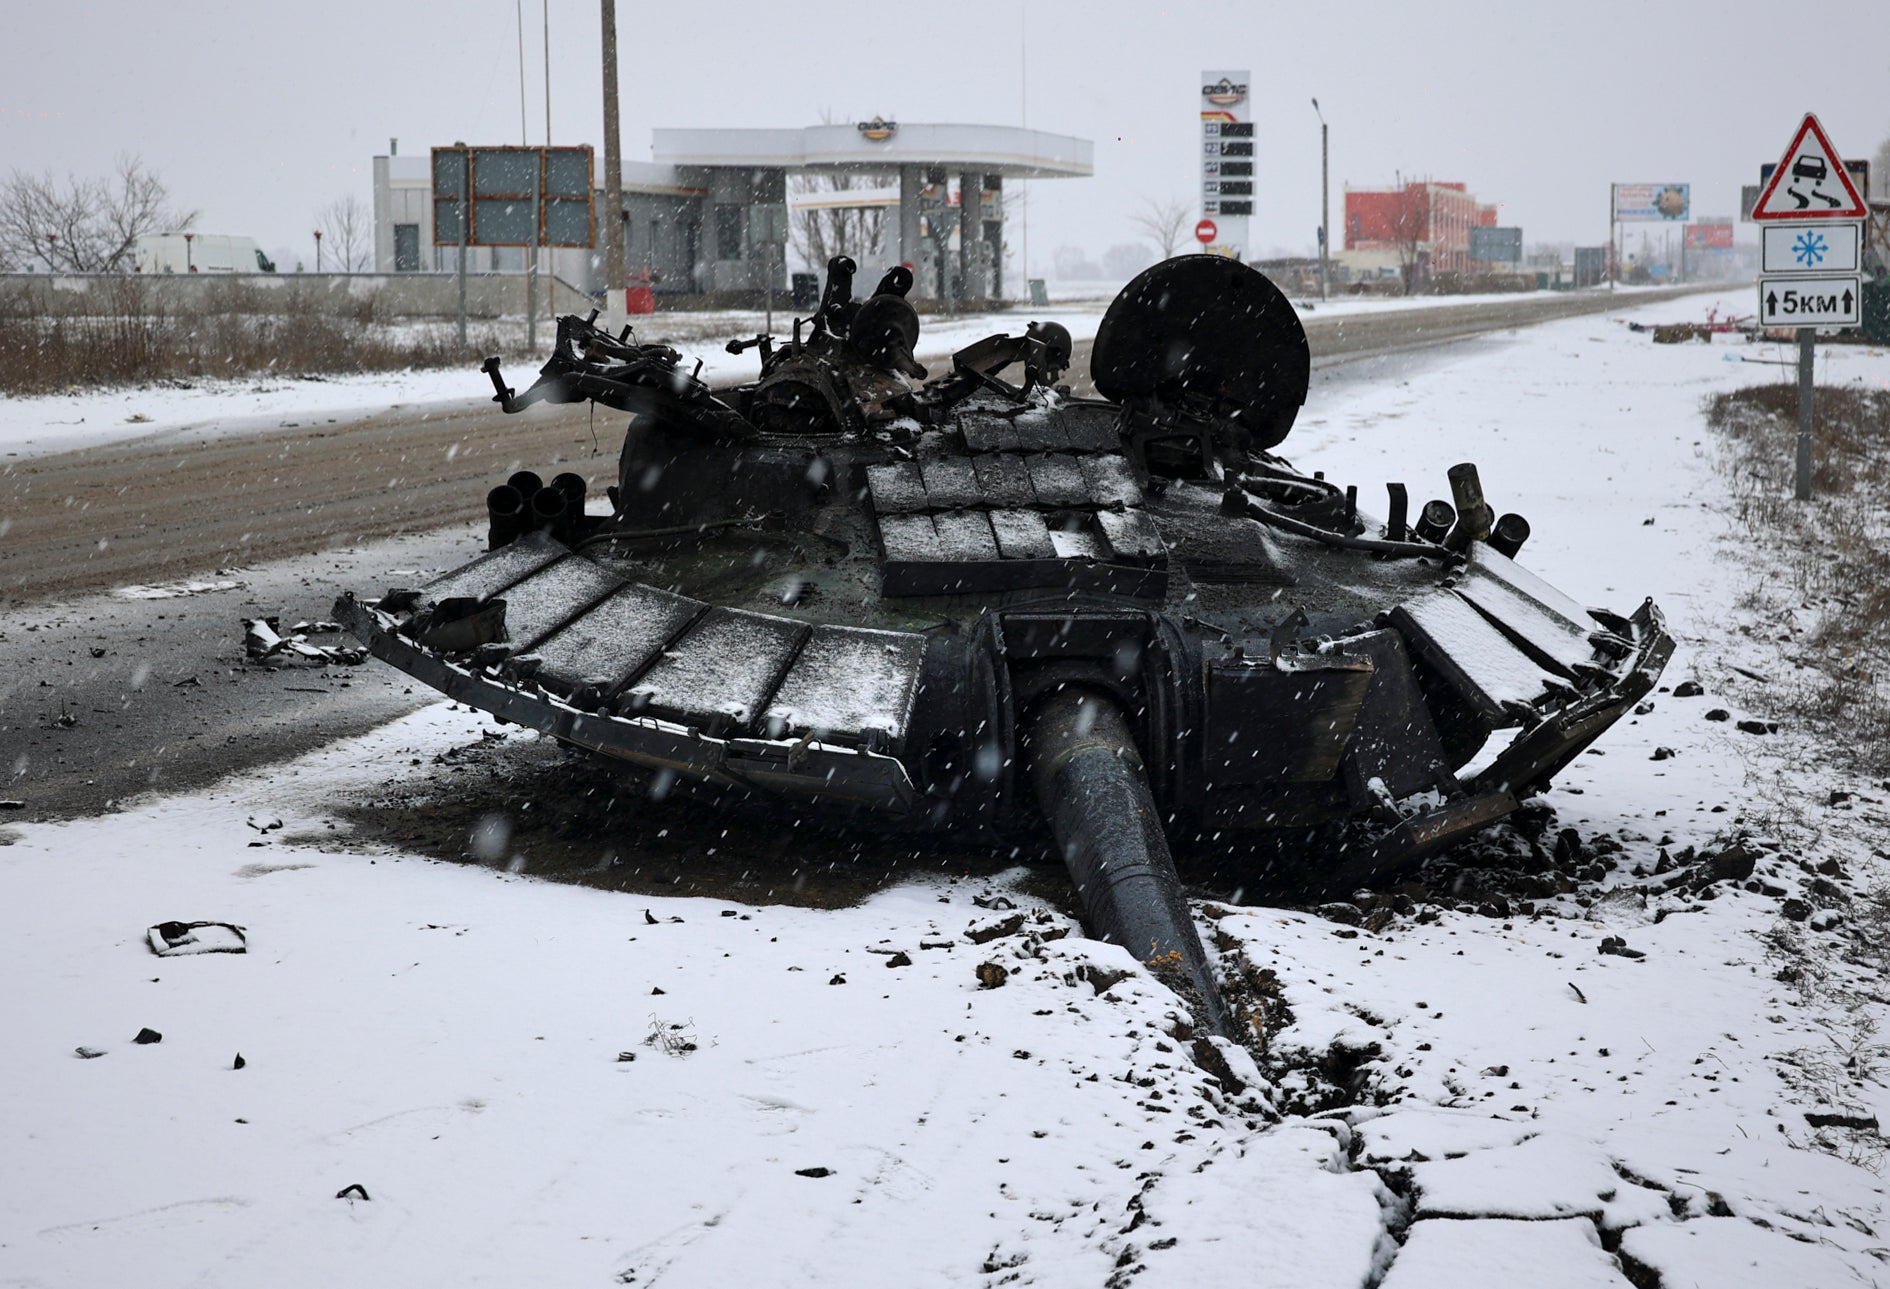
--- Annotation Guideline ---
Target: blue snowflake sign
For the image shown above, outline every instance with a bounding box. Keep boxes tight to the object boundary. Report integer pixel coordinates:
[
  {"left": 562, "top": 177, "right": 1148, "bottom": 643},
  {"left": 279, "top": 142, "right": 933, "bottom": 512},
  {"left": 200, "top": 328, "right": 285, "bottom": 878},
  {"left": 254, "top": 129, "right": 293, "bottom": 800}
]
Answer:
[{"left": 1760, "top": 222, "right": 1860, "bottom": 275}]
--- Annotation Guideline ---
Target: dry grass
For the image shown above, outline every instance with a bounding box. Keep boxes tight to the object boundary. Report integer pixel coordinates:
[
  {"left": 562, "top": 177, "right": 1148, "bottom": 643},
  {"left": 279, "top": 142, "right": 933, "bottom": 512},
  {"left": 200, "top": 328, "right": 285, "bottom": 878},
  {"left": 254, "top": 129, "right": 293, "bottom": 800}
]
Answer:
[
  {"left": 1706, "top": 382, "right": 1890, "bottom": 776},
  {"left": 0, "top": 276, "right": 516, "bottom": 395}
]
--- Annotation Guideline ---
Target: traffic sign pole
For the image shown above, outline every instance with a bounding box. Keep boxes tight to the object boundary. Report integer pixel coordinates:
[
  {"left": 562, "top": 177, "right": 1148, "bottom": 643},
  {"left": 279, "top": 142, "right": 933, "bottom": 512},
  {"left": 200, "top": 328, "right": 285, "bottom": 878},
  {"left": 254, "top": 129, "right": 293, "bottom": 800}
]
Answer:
[{"left": 1796, "top": 328, "right": 1814, "bottom": 501}]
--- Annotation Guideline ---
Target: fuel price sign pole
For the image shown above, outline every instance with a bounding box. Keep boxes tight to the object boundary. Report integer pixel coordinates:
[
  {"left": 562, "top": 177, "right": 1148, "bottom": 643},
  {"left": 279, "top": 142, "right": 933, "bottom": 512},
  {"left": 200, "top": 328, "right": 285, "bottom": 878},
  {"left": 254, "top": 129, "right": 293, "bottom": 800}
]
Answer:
[{"left": 1750, "top": 113, "right": 1868, "bottom": 501}]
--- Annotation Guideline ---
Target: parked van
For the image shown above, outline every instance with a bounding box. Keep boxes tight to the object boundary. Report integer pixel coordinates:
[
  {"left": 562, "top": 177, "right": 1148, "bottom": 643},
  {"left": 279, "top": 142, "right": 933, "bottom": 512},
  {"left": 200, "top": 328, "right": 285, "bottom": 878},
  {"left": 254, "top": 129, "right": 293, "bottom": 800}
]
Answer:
[{"left": 133, "top": 233, "right": 276, "bottom": 274}]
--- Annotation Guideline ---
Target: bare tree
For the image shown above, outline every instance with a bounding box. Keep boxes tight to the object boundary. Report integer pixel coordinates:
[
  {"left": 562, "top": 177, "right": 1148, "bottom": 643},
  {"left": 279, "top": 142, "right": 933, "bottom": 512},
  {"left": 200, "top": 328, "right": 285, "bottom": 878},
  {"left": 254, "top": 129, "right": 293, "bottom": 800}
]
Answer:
[
  {"left": 0, "top": 155, "right": 195, "bottom": 272},
  {"left": 788, "top": 171, "right": 886, "bottom": 273},
  {"left": 1127, "top": 196, "right": 1192, "bottom": 260},
  {"left": 315, "top": 195, "right": 373, "bottom": 272},
  {"left": 1389, "top": 174, "right": 1428, "bottom": 295}
]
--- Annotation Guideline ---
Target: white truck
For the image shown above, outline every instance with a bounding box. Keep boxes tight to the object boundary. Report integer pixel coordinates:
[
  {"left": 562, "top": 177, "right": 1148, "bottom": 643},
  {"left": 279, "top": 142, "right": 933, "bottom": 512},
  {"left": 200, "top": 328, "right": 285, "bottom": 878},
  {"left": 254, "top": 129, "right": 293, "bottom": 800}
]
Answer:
[{"left": 133, "top": 233, "right": 276, "bottom": 274}]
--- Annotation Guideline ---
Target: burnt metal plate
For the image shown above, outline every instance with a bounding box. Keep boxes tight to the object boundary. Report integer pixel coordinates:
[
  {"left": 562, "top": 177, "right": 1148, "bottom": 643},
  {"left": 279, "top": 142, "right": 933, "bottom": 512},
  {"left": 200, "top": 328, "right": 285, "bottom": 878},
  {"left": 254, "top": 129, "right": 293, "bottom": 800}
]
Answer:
[
  {"left": 919, "top": 458, "right": 982, "bottom": 510},
  {"left": 959, "top": 414, "right": 1023, "bottom": 453},
  {"left": 420, "top": 531, "right": 566, "bottom": 605},
  {"left": 865, "top": 461, "right": 926, "bottom": 515},
  {"left": 1095, "top": 509, "right": 1166, "bottom": 565},
  {"left": 933, "top": 510, "right": 1001, "bottom": 562},
  {"left": 876, "top": 513, "right": 939, "bottom": 563},
  {"left": 1026, "top": 455, "right": 1088, "bottom": 507},
  {"left": 1388, "top": 591, "right": 1561, "bottom": 724},
  {"left": 1335, "top": 629, "right": 1449, "bottom": 802},
  {"left": 989, "top": 508, "right": 1057, "bottom": 560},
  {"left": 530, "top": 582, "right": 706, "bottom": 694},
  {"left": 972, "top": 454, "right": 1037, "bottom": 508},
  {"left": 622, "top": 607, "right": 808, "bottom": 731},
  {"left": 493, "top": 556, "right": 625, "bottom": 650},
  {"left": 1079, "top": 455, "right": 1144, "bottom": 509},
  {"left": 763, "top": 625, "right": 928, "bottom": 748},
  {"left": 1012, "top": 407, "right": 1074, "bottom": 451},
  {"left": 1205, "top": 655, "right": 1374, "bottom": 785}
]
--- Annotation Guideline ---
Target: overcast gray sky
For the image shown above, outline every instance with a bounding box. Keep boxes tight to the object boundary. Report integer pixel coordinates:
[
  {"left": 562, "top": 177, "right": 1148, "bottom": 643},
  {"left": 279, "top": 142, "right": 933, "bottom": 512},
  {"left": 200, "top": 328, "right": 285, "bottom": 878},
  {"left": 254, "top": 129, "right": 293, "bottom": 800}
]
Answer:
[{"left": 8, "top": 0, "right": 1888, "bottom": 271}]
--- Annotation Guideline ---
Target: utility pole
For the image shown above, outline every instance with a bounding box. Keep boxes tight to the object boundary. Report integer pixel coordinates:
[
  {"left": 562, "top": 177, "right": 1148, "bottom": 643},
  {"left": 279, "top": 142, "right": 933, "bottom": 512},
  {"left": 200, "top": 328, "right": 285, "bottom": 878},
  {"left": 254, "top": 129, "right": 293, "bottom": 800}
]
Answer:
[
  {"left": 1608, "top": 184, "right": 1616, "bottom": 291},
  {"left": 1311, "top": 98, "right": 1329, "bottom": 300},
  {"left": 543, "top": 0, "right": 553, "bottom": 328},
  {"left": 601, "top": 0, "right": 624, "bottom": 331}
]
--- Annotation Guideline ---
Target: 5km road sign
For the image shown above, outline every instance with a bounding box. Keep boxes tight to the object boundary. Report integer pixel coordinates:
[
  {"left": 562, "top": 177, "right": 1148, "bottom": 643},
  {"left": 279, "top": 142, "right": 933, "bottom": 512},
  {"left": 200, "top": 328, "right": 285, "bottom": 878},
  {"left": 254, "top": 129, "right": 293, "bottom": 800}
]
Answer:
[
  {"left": 1759, "top": 276, "right": 1862, "bottom": 327},
  {"left": 1760, "top": 223, "right": 1861, "bottom": 275}
]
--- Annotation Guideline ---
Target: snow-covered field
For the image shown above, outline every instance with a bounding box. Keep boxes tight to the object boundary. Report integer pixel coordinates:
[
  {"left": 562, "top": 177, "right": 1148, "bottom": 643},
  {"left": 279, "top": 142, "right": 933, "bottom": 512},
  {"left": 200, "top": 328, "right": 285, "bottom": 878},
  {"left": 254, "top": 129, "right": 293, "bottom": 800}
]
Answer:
[{"left": 5, "top": 290, "right": 1889, "bottom": 1287}]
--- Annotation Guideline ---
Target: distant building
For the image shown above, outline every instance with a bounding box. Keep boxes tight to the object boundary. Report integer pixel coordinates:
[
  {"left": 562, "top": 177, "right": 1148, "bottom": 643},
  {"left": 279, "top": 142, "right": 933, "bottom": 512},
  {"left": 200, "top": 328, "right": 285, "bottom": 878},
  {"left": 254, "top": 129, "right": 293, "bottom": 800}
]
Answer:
[
  {"left": 370, "top": 122, "right": 1092, "bottom": 301},
  {"left": 1340, "top": 181, "right": 1498, "bottom": 285}
]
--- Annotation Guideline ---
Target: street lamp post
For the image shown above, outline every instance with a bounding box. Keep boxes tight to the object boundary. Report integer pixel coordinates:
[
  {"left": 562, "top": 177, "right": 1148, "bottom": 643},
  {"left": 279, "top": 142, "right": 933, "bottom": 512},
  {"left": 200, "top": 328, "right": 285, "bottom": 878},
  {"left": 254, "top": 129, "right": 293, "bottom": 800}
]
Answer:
[
  {"left": 1311, "top": 98, "right": 1329, "bottom": 301},
  {"left": 313, "top": 230, "right": 323, "bottom": 273},
  {"left": 44, "top": 233, "right": 57, "bottom": 273}
]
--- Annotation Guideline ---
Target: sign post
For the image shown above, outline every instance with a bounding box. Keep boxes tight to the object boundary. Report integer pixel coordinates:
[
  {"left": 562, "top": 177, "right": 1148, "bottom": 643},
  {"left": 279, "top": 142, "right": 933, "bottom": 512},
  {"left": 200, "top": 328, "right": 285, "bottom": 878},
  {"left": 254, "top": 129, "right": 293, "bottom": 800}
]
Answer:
[{"left": 1750, "top": 113, "right": 1868, "bottom": 501}]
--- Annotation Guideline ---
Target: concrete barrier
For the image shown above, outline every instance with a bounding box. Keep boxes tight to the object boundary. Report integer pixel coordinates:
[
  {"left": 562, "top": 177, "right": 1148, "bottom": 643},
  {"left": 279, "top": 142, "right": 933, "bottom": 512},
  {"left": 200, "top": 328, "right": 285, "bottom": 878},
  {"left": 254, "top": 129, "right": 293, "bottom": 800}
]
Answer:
[{"left": 0, "top": 272, "right": 596, "bottom": 320}]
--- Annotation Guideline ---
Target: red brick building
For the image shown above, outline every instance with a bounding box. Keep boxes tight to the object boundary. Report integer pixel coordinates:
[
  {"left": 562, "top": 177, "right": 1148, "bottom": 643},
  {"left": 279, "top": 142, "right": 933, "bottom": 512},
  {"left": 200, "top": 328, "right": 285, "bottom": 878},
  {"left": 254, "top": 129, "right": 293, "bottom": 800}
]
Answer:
[{"left": 1342, "top": 181, "right": 1498, "bottom": 283}]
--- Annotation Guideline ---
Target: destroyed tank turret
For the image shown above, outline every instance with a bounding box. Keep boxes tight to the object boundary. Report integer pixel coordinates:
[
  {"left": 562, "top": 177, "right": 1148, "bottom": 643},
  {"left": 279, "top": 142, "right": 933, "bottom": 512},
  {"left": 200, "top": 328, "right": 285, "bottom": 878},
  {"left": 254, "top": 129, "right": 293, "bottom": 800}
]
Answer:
[{"left": 336, "top": 255, "right": 1671, "bottom": 1035}]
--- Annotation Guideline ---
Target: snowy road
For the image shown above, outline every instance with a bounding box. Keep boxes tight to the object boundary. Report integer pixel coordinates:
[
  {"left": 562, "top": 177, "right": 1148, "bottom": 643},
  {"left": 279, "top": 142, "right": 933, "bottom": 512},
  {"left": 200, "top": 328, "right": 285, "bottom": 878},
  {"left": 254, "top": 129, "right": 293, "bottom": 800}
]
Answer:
[{"left": 6, "top": 287, "right": 1890, "bottom": 1287}]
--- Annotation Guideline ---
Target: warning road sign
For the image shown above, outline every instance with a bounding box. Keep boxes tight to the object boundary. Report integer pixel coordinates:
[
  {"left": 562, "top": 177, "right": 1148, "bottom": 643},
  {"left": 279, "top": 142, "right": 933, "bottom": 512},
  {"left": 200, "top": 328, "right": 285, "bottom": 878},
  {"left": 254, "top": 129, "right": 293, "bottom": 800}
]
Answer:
[
  {"left": 1751, "top": 114, "right": 1868, "bottom": 220},
  {"left": 1758, "top": 274, "right": 1862, "bottom": 327}
]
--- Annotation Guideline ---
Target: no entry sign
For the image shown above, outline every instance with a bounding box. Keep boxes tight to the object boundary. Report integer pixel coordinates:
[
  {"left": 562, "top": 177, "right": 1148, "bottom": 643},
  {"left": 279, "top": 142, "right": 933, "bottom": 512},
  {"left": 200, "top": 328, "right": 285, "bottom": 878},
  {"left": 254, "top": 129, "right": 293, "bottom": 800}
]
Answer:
[{"left": 1194, "top": 219, "right": 1217, "bottom": 244}]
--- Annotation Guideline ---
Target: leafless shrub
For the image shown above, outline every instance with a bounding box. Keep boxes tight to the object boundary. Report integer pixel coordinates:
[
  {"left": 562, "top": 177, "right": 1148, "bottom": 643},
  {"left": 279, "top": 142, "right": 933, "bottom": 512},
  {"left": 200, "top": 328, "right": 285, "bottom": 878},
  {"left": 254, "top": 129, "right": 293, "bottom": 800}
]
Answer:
[
  {"left": 0, "top": 279, "right": 513, "bottom": 395},
  {"left": 1705, "top": 384, "right": 1890, "bottom": 776}
]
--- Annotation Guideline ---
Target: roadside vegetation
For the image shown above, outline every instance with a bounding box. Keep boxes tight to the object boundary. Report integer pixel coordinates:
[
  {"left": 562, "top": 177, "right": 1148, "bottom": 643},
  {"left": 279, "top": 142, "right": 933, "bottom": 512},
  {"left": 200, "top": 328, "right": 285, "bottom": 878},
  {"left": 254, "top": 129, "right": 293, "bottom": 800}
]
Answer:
[
  {"left": 1707, "top": 378, "right": 1890, "bottom": 779},
  {"left": 0, "top": 276, "right": 517, "bottom": 396}
]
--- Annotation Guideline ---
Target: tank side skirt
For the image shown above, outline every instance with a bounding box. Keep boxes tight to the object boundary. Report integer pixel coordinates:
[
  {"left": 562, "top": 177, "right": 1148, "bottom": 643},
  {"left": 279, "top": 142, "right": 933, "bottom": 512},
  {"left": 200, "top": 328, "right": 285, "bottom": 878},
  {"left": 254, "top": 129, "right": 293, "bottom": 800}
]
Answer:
[{"left": 334, "top": 595, "right": 917, "bottom": 811}]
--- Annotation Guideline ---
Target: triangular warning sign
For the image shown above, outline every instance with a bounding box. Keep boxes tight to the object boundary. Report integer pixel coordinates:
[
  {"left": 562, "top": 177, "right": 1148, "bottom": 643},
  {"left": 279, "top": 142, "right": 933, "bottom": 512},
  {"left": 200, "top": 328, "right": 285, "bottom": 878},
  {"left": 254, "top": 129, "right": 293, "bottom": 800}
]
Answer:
[{"left": 1752, "top": 113, "right": 1867, "bottom": 220}]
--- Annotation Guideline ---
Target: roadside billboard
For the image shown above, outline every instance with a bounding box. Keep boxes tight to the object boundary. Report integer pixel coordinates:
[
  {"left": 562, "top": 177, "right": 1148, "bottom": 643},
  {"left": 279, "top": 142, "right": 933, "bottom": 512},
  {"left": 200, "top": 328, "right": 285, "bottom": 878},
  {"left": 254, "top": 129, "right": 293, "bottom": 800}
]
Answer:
[
  {"left": 1685, "top": 223, "right": 1735, "bottom": 250},
  {"left": 432, "top": 145, "right": 596, "bottom": 248},
  {"left": 1468, "top": 227, "right": 1522, "bottom": 264},
  {"left": 1613, "top": 183, "right": 1690, "bottom": 222}
]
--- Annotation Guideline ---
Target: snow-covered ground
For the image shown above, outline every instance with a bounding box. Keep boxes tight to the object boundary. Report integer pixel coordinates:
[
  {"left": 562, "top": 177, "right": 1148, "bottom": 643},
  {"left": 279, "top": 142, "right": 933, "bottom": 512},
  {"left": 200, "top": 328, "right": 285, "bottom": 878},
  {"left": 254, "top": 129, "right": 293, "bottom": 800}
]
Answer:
[{"left": 5, "top": 290, "right": 1888, "bottom": 1287}]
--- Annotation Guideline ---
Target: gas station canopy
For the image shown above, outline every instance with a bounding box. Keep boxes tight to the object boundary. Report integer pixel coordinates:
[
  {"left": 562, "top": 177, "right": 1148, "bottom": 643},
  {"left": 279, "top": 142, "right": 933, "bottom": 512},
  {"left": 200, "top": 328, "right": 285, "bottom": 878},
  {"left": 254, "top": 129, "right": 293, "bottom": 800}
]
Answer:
[{"left": 653, "top": 123, "right": 1093, "bottom": 179}]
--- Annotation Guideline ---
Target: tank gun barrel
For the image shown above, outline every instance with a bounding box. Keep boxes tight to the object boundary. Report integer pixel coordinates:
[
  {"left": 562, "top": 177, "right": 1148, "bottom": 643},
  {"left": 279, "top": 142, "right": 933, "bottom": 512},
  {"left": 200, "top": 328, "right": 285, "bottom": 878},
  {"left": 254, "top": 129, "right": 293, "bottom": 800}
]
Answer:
[{"left": 1025, "top": 687, "right": 1232, "bottom": 1039}]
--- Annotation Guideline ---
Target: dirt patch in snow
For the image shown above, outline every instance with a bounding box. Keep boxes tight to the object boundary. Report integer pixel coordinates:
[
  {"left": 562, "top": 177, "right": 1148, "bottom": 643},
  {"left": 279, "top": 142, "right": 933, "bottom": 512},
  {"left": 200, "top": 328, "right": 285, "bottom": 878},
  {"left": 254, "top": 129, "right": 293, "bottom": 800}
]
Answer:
[{"left": 328, "top": 727, "right": 1073, "bottom": 911}]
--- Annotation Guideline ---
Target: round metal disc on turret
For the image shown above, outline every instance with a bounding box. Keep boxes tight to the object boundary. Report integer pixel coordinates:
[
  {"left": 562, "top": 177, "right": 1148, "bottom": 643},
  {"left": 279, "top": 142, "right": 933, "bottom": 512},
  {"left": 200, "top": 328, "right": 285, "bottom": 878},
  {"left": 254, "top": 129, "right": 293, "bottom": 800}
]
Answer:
[{"left": 1090, "top": 255, "right": 1310, "bottom": 449}]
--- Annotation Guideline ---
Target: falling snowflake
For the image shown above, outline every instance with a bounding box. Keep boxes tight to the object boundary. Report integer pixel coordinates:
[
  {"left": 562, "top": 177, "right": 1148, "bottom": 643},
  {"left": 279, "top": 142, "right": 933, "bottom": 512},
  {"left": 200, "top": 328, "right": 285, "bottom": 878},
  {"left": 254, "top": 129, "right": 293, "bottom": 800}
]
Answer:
[{"left": 1792, "top": 231, "right": 1827, "bottom": 267}]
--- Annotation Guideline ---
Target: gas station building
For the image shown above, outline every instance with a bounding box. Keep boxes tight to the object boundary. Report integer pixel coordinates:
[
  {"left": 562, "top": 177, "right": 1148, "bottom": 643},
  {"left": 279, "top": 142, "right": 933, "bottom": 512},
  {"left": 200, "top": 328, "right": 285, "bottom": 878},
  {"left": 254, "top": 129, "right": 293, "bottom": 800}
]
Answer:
[{"left": 372, "top": 121, "right": 1092, "bottom": 302}]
